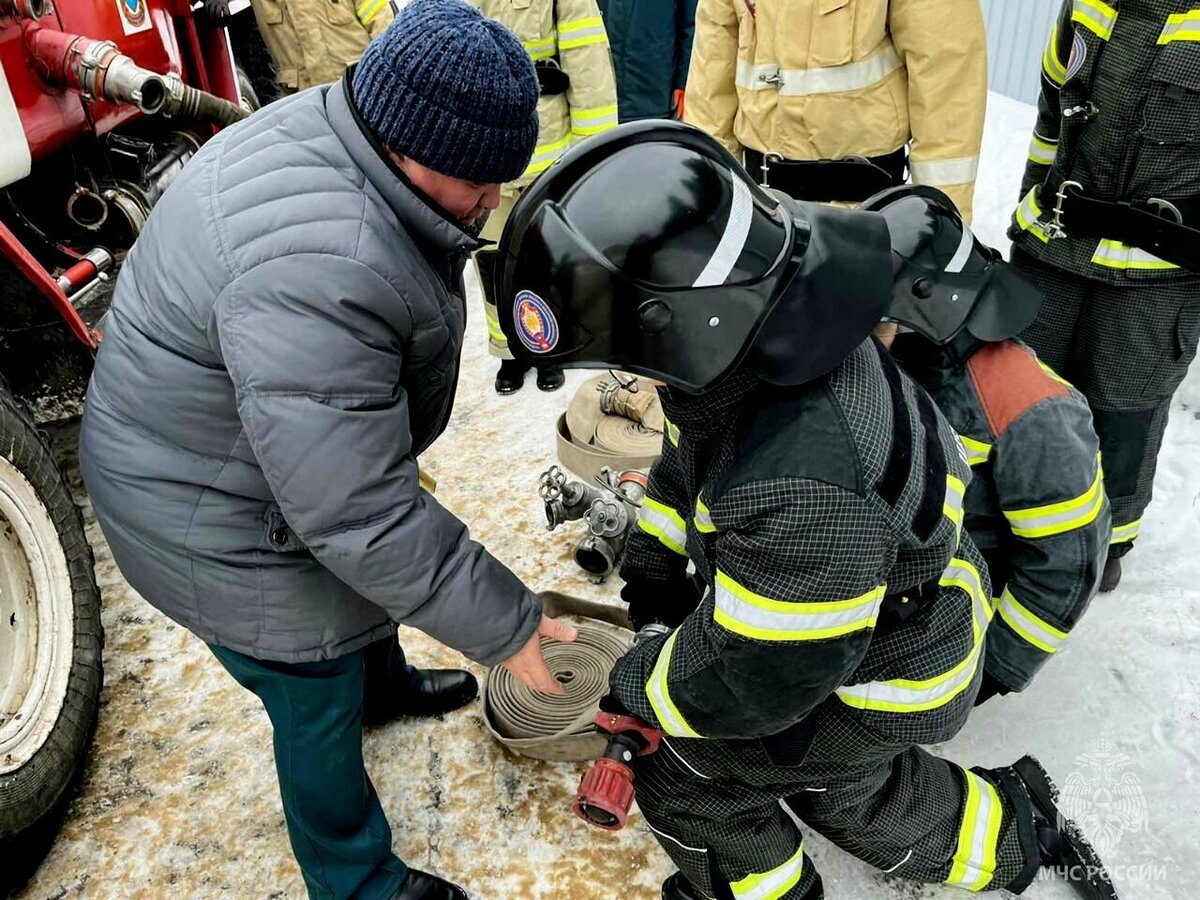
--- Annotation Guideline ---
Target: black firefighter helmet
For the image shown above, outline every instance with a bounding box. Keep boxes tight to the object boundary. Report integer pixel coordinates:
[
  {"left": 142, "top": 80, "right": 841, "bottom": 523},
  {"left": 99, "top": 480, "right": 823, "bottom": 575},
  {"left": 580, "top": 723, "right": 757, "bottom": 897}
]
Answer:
[
  {"left": 861, "top": 184, "right": 1044, "bottom": 345},
  {"left": 492, "top": 120, "right": 894, "bottom": 393}
]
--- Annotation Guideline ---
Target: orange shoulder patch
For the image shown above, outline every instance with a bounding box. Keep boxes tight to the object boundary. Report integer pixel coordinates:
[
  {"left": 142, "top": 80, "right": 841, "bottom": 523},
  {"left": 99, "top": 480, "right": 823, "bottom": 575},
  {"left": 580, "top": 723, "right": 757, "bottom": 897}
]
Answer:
[{"left": 966, "top": 342, "right": 1068, "bottom": 437}]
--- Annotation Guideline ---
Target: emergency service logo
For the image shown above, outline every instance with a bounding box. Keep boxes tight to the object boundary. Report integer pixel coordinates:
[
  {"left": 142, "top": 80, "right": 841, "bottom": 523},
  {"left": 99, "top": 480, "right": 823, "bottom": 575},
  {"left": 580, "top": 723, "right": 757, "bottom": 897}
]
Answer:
[
  {"left": 1066, "top": 32, "right": 1088, "bottom": 82},
  {"left": 1059, "top": 736, "right": 1148, "bottom": 855},
  {"left": 513, "top": 290, "right": 559, "bottom": 354},
  {"left": 116, "top": 0, "right": 153, "bottom": 36}
]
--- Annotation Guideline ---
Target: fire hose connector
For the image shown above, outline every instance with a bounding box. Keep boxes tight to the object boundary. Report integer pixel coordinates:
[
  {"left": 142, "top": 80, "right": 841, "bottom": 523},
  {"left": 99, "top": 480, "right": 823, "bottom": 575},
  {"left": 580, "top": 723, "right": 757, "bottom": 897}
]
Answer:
[{"left": 573, "top": 712, "right": 662, "bottom": 831}]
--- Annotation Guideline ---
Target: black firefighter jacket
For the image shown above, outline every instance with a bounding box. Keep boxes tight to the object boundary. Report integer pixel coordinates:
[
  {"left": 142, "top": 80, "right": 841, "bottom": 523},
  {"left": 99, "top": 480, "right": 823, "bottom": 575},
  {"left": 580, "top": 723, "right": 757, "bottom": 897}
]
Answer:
[
  {"left": 893, "top": 338, "right": 1112, "bottom": 692},
  {"left": 1011, "top": 0, "right": 1200, "bottom": 281},
  {"left": 609, "top": 341, "right": 993, "bottom": 750}
]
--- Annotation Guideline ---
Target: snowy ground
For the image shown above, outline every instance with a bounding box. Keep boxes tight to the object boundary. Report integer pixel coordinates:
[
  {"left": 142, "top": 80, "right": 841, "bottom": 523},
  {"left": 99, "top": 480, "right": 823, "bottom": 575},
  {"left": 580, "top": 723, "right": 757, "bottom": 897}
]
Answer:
[{"left": 20, "top": 93, "right": 1200, "bottom": 900}]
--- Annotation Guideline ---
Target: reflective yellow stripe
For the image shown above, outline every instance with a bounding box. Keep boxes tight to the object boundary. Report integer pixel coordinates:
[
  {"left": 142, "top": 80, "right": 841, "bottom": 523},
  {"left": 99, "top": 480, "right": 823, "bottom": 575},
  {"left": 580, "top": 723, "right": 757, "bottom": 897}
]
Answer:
[
  {"left": 997, "top": 587, "right": 1069, "bottom": 655},
  {"left": 570, "top": 104, "right": 620, "bottom": 137},
  {"left": 730, "top": 843, "right": 806, "bottom": 900},
  {"left": 945, "top": 474, "right": 966, "bottom": 540},
  {"left": 484, "top": 306, "right": 506, "bottom": 344},
  {"left": 959, "top": 435, "right": 992, "bottom": 467},
  {"left": 637, "top": 496, "right": 689, "bottom": 556},
  {"left": 356, "top": 0, "right": 387, "bottom": 24},
  {"left": 946, "top": 770, "right": 1003, "bottom": 891},
  {"left": 646, "top": 630, "right": 701, "bottom": 738},
  {"left": 1091, "top": 239, "right": 1180, "bottom": 271},
  {"left": 1037, "top": 359, "right": 1073, "bottom": 390},
  {"left": 910, "top": 155, "right": 979, "bottom": 188},
  {"left": 664, "top": 416, "right": 681, "bottom": 447},
  {"left": 1073, "top": 0, "right": 1118, "bottom": 40},
  {"left": 558, "top": 16, "right": 608, "bottom": 50},
  {"left": 522, "top": 32, "right": 558, "bottom": 61},
  {"left": 1028, "top": 133, "right": 1058, "bottom": 166},
  {"left": 836, "top": 558, "right": 992, "bottom": 714},
  {"left": 1111, "top": 519, "right": 1141, "bottom": 544},
  {"left": 523, "top": 134, "right": 572, "bottom": 177},
  {"left": 1159, "top": 10, "right": 1200, "bottom": 43},
  {"left": 714, "top": 571, "right": 885, "bottom": 642},
  {"left": 1043, "top": 23, "right": 1068, "bottom": 86},
  {"left": 1014, "top": 187, "right": 1050, "bottom": 244},
  {"left": 1003, "top": 464, "right": 1105, "bottom": 539},
  {"left": 694, "top": 495, "right": 717, "bottom": 534}
]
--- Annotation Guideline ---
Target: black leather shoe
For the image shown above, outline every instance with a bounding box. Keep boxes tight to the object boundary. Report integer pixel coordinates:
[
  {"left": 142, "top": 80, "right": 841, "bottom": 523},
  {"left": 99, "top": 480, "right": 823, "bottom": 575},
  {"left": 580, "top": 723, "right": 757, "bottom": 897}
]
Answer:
[
  {"left": 398, "top": 669, "right": 479, "bottom": 718},
  {"left": 1100, "top": 557, "right": 1122, "bottom": 593},
  {"left": 495, "top": 359, "right": 528, "bottom": 395},
  {"left": 536, "top": 365, "right": 565, "bottom": 392},
  {"left": 393, "top": 868, "right": 469, "bottom": 899}
]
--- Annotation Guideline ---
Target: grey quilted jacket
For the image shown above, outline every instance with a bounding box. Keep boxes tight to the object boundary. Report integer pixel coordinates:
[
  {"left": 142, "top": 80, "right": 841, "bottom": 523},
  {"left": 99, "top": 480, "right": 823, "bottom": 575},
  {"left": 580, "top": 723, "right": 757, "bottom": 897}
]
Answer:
[{"left": 79, "top": 77, "right": 542, "bottom": 665}]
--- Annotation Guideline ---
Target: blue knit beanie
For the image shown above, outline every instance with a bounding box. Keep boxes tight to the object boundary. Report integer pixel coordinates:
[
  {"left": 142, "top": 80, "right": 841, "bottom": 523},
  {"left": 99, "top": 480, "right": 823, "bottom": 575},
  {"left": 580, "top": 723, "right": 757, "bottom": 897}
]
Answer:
[{"left": 352, "top": 0, "right": 539, "bottom": 185}]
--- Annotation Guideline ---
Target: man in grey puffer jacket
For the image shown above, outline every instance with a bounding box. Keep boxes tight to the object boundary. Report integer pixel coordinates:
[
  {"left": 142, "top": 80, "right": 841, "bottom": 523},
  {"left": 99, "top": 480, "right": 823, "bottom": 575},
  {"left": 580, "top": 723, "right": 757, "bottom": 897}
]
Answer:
[{"left": 79, "top": 2, "right": 574, "bottom": 898}]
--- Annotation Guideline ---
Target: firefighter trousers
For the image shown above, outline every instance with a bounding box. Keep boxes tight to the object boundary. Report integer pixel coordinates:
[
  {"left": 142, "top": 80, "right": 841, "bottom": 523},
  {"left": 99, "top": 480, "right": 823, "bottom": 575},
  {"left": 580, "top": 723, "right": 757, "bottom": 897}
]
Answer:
[
  {"left": 631, "top": 698, "right": 1039, "bottom": 899},
  {"left": 474, "top": 191, "right": 520, "bottom": 360},
  {"left": 1013, "top": 248, "right": 1200, "bottom": 556}
]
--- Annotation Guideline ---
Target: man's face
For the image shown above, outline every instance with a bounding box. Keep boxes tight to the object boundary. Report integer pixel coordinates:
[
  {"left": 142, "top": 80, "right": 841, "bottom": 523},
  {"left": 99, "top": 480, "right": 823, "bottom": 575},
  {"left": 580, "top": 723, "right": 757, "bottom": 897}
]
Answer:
[{"left": 391, "top": 153, "right": 502, "bottom": 227}]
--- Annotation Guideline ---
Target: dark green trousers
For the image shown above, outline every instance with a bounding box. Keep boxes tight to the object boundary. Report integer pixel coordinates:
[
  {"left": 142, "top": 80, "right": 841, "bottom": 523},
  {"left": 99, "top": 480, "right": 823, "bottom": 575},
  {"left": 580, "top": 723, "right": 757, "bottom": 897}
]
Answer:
[{"left": 210, "top": 635, "right": 419, "bottom": 900}]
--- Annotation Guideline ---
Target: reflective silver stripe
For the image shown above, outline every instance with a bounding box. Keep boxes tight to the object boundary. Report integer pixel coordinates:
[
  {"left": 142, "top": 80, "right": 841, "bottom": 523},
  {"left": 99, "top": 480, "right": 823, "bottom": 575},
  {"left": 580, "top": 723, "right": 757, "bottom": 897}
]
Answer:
[
  {"left": 694, "top": 496, "right": 716, "bottom": 534},
  {"left": 996, "top": 588, "right": 1068, "bottom": 655},
  {"left": 730, "top": 843, "right": 805, "bottom": 900},
  {"left": 1091, "top": 239, "right": 1179, "bottom": 271},
  {"left": 646, "top": 630, "right": 701, "bottom": 738},
  {"left": 945, "top": 221, "right": 976, "bottom": 273},
  {"left": 645, "top": 821, "right": 708, "bottom": 854},
  {"left": 946, "top": 771, "right": 1002, "bottom": 890},
  {"left": 1003, "top": 469, "right": 1105, "bottom": 539},
  {"left": 693, "top": 172, "right": 753, "bottom": 288},
  {"left": 911, "top": 155, "right": 980, "bottom": 187},
  {"left": 735, "top": 44, "right": 902, "bottom": 96},
  {"left": 1159, "top": 11, "right": 1200, "bottom": 44},
  {"left": 1028, "top": 133, "right": 1058, "bottom": 166},
  {"left": 1014, "top": 186, "right": 1050, "bottom": 243},
  {"left": 714, "top": 572, "right": 884, "bottom": 641},
  {"left": 1111, "top": 519, "right": 1140, "bottom": 544},
  {"left": 941, "top": 556, "right": 992, "bottom": 640},
  {"left": 637, "top": 497, "right": 689, "bottom": 555},
  {"left": 835, "top": 641, "right": 982, "bottom": 712},
  {"left": 1073, "top": 0, "right": 1118, "bottom": 40}
]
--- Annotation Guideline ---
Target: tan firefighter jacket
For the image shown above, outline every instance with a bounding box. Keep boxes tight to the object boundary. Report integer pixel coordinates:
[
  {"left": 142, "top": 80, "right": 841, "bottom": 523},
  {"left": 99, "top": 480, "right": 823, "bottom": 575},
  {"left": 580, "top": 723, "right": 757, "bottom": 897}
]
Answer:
[
  {"left": 469, "top": 0, "right": 619, "bottom": 188},
  {"left": 684, "top": 0, "right": 987, "bottom": 221},
  {"left": 250, "top": 0, "right": 397, "bottom": 91}
]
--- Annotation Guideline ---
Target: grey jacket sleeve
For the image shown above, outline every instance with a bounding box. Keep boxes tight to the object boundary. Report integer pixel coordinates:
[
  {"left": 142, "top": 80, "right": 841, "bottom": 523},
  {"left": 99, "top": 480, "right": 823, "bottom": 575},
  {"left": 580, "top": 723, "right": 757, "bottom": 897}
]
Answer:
[
  {"left": 214, "top": 254, "right": 541, "bottom": 666},
  {"left": 987, "top": 395, "right": 1110, "bottom": 690}
]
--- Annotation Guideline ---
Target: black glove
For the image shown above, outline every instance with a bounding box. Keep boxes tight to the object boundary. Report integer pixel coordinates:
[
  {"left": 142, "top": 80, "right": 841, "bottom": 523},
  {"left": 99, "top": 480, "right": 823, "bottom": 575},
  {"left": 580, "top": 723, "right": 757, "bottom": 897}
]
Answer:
[
  {"left": 597, "top": 693, "right": 631, "bottom": 716},
  {"left": 620, "top": 574, "right": 703, "bottom": 632},
  {"left": 973, "top": 671, "right": 1012, "bottom": 707},
  {"left": 201, "top": 0, "right": 231, "bottom": 22}
]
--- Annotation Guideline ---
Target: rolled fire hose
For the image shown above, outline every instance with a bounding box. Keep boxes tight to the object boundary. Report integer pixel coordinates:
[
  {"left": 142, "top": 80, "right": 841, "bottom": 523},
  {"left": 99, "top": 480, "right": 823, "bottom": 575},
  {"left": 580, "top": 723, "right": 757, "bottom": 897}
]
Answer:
[
  {"left": 484, "top": 591, "right": 633, "bottom": 762},
  {"left": 557, "top": 374, "right": 665, "bottom": 482}
]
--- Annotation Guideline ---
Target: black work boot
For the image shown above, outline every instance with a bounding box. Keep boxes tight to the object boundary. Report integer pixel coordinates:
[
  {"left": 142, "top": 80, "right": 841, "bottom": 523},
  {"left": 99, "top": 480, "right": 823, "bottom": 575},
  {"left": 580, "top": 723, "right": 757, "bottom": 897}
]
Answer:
[
  {"left": 495, "top": 359, "right": 528, "bottom": 395},
  {"left": 661, "top": 873, "right": 708, "bottom": 900},
  {"left": 1100, "top": 557, "right": 1122, "bottom": 593},
  {"left": 1009, "top": 755, "right": 1120, "bottom": 900},
  {"left": 536, "top": 365, "right": 565, "bottom": 392},
  {"left": 393, "top": 867, "right": 469, "bottom": 899}
]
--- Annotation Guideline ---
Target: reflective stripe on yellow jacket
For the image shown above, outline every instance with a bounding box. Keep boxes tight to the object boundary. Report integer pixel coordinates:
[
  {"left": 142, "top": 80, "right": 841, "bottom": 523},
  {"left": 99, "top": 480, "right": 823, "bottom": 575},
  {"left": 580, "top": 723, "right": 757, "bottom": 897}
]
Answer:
[
  {"left": 683, "top": 0, "right": 987, "bottom": 221},
  {"left": 471, "top": 0, "right": 619, "bottom": 187},
  {"left": 250, "top": 0, "right": 390, "bottom": 90}
]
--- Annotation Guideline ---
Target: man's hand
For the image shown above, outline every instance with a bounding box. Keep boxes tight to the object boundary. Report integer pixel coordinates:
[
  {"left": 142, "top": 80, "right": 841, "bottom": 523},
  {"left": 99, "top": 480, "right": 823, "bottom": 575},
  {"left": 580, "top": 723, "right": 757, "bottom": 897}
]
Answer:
[{"left": 500, "top": 614, "right": 578, "bottom": 694}]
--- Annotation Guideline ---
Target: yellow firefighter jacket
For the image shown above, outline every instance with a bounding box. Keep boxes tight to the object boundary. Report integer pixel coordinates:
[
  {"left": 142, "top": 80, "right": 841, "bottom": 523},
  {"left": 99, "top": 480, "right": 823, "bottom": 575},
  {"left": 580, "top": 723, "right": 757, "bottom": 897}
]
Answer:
[
  {"left": 469, "top": 0, "right": 620, "bottom": 188},
  {"left": 249, "top": 0, "right": 396, "bottom": 92},
  {"left": 685, "top": 0, "right": 987, "bottom": 221}
]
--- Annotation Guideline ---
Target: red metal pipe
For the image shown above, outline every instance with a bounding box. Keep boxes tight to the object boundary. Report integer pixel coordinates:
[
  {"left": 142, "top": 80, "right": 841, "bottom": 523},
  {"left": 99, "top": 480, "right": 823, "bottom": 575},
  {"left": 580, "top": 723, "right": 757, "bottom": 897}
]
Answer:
[{"left": 0, "top": 220, "right": 96, "bottom": 349}]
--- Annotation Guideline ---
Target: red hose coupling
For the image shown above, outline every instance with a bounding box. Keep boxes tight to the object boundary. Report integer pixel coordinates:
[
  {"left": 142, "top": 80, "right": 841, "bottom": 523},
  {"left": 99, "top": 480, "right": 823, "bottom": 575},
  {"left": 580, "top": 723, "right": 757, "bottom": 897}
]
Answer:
[{"left": 574, "top": 757, "right": 637, "bottom": 831}]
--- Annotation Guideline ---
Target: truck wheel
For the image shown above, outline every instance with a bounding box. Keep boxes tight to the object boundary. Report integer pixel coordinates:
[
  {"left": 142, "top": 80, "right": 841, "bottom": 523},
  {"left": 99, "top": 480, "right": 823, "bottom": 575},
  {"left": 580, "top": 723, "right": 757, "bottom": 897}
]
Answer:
[{"left": 0, "top": 388, "right": 102, "bottom": 895}]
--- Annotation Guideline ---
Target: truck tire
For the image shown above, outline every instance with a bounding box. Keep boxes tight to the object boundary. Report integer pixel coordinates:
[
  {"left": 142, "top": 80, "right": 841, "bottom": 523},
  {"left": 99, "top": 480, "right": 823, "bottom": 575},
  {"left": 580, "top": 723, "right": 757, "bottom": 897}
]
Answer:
[{"left": 0, "top": 388, "right": 102, "bottom": 896}]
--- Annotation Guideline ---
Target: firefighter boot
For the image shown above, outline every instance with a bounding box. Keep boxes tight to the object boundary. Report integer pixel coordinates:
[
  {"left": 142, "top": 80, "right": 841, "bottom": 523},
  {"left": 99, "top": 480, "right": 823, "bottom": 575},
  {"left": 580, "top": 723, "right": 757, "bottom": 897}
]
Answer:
[
  {"left": 495, "top": 359, "right": 529, "bottom": 395},
  {"left": 1010, "top": 755, "right": 1119, "bottom": 900},
  {"left": 1100, "top": 557, "right": 1122, "bottom": 593},
  {"left": 536, "top": 365, "right": 565, "bottom": 392},
  {"left": 393, "top": 868, "right": 469, "bottom": 899}
]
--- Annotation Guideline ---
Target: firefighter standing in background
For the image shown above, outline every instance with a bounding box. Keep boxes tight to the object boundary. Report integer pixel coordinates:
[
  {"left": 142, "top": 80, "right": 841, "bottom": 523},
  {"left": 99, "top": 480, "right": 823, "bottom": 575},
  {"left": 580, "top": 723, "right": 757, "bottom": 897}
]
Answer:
[
  {"left": 684, "top": 0, "right": 987, "bottom": 219},
  {"left": 866, "top": 186, "right": 1111, "bottom": 706},
  {"left": 1010, "top": 0, "right": 1200, "bottom": 592},
  {"left": 497, "top": 123, "right": 1117, "bottom": 900},
  {"left": 470, "top": 0, "right": 619, "bottom": 395},
  {"left": 597, "top": 0, "right": 700, "bottom": 122},
  {"left": 230, "top": 0, "right": 397, "bottom": 93}
]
